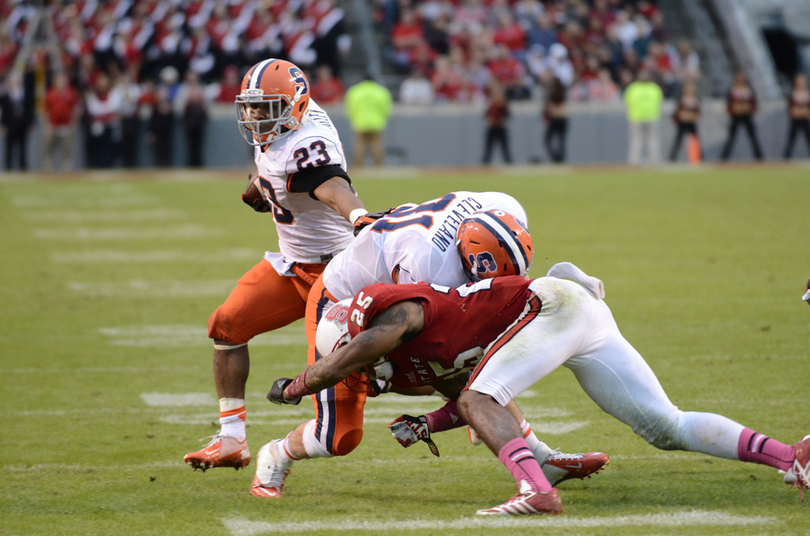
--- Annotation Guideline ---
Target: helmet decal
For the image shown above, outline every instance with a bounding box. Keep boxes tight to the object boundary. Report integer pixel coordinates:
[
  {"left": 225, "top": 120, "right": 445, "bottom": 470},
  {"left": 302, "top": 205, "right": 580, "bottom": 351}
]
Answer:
[{"left": 247, "top": 59, "right": 278, "bottom": 91}]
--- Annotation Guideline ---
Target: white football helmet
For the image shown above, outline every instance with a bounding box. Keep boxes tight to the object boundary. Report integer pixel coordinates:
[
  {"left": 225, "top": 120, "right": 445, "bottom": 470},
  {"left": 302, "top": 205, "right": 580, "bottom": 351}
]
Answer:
[
  {"left": 315, "top": 299, "right": 353, "bottom": 357},
  {"left": 315, "top": 299, "right": 394, "bottom": 381}
]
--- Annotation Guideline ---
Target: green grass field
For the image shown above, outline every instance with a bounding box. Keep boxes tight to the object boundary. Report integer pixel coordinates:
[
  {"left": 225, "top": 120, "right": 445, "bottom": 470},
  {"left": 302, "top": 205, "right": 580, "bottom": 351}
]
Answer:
[{"left": 1, "top": 164, "right": 809, "bottom": 535}]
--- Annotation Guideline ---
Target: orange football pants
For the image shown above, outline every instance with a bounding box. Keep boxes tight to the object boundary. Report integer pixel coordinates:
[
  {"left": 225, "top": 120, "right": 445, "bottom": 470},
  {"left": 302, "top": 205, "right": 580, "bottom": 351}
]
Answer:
[
  {"left": 208, "top": 259, "right": 326, "bottom": 345},
  {"left": 304, "top": 275, "right": 367, "bottom": 456}
]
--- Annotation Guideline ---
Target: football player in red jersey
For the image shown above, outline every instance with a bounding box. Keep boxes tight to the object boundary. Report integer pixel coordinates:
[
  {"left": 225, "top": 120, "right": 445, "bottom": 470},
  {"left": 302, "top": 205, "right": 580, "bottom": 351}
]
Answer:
[
  {"left": 252, "top": 210, "right": 610, "bottom": 498},
  {"left": 271, "top": 264, "right": 810, "bottom": 515}
]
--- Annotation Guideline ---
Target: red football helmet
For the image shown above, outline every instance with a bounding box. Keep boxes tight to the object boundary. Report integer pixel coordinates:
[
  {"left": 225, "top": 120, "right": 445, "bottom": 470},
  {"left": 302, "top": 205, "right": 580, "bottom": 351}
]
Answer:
[
  {"left": 235, "top": 59, "right": 311, "bottom": 146},
  {"left": 456, "top": 210, "right": 533, "bottom": 280}
]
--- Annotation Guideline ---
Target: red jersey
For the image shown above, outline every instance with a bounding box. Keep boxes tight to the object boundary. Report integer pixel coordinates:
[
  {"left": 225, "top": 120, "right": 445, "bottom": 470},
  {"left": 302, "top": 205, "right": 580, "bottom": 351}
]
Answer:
[{"left": 347, "top": 277, "right": 532, "bottom": 389}]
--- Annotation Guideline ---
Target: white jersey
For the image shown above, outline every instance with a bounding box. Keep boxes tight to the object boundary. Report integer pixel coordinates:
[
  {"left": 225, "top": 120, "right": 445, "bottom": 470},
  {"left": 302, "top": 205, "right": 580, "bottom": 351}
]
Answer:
[
  {"left": 323, "top": 191, "right": 528, "bottom": 300},
  {"left": 255, "top": 100, "right": 353, "bottom": 272}
]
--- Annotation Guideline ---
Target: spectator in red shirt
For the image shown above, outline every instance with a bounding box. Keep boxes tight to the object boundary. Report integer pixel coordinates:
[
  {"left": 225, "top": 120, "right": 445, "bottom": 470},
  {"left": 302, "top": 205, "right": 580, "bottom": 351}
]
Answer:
[
  {"left": 310, "top": 64, "right": 345, "bottom": 106},
  {"left": 482, "top": 81, "right": 512, "bottom": 164},
  {"left": 430, "top": 55, "right": 464, "bottom": 102},
  {"left": 43, "top": 72, "right": 81, "bottom": 171},
  {"left": 215, "top": 65, "right": 241, "bottom": 104},
  {"left": 391, "top": 8, "right": 427, "bottom": 73},
  {"left": 492, "top": 12, "right": 525, "bottom": 54},
  {"left": 487, "top": 44, "right": 529, "bottom": 100}
]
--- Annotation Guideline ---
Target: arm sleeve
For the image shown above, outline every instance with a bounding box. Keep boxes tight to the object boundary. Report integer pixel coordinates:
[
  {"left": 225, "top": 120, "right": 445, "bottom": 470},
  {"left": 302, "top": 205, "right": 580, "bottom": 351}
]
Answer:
[{"left": 287, "top": 164, "right": 351, "bottom": 198}]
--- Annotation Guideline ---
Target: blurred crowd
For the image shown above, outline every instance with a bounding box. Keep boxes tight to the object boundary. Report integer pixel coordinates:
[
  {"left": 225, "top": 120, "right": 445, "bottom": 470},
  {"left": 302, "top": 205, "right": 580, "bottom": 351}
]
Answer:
[
  {"left": 0, "top": 0, "right": 351, "bottom": 170},
  {"left": 383, "top": 0, "right": 700, "bottom": 105}
]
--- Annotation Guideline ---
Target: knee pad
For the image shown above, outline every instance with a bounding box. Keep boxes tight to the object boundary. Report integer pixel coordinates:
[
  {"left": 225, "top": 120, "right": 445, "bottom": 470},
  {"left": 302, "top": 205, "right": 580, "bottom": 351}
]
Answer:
[
  {"left": 302, "top": 419, "right": 334, "bottom": 459},
  {"left": 301, "top": 418, "right": 364, "bottom": 458}
]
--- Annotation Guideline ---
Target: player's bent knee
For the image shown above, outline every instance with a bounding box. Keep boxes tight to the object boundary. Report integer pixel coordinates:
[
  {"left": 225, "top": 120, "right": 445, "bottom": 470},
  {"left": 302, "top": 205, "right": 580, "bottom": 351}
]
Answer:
[
  {"left": 208, "top": 306, "right": 249, "bottom": 345},
  {"left": 641, "top": 409, "right": 687, "bottom": 451},
  {"left": 332, "top": 428, "right": 363, "bottom": 457}
]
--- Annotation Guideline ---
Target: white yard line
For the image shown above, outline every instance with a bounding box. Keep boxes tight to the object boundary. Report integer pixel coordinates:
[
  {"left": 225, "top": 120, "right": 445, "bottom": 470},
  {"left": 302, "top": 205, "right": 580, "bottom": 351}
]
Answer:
[
  {"left": 51, "top": 248, "right": 259, "bottom": 264},
  {"left": 23, "top": 208, "right": 187, "bottom": 222},
  {"left": 34, "top": 224, "right": 219, "bottom": 240},
  {"left": 69, "top": 279, "right": 236, "bottom": 298},
  {"left": 98, "top": 325, "right": 306, "bottom": 347},
  {"left": 221, "top": 510, "right": 778, "bottom": 535}
]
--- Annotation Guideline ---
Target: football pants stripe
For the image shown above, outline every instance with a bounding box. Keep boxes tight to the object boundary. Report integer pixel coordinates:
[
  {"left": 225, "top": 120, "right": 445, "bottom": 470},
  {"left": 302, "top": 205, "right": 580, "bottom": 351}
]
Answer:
[{"left": 464, "top": 294, "right": 542, "bottom": 389}]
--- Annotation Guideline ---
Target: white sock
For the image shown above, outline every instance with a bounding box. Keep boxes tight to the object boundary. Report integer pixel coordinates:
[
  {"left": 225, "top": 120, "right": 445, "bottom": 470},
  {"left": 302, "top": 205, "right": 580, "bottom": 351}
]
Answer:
[
  {"left": 521, "top": 419, "right": 553, "bottom": 464},
  {"left": 219, "top": 398, "right": 246, "bottom": 442}
]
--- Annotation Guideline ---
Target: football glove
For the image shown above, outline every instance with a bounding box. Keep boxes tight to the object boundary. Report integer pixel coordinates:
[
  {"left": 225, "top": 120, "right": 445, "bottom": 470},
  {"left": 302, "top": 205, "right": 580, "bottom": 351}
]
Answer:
[
  {"left": 388, "top": 414, "right": 440, "bottom": 457},
  {"left": 353, "top": 208, "right": 395, "bottom": 236},
  {"left": 366, "top": 378, "right": 391, "bottom": 398},
  {"left": 267, "top": 378, "right": 301, "bottom": 405}
]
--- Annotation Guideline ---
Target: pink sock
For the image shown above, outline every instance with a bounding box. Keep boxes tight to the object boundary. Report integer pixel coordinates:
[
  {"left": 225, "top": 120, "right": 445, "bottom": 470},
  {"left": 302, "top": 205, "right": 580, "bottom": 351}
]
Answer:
[
  {"left": 498, "top": 438, "right": 553, "bottom": 492},
  {"left": 737, "top": 428, "right": 794, "bottom": 471},
  {"left": 425, "top": 400, "right": 465, "bottom": 433}
]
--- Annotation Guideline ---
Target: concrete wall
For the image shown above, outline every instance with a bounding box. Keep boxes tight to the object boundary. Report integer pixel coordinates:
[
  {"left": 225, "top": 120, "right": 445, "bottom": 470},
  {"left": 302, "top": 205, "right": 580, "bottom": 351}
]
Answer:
[{"left": 3, "top": 99, "right": 808, "bottom": 171}]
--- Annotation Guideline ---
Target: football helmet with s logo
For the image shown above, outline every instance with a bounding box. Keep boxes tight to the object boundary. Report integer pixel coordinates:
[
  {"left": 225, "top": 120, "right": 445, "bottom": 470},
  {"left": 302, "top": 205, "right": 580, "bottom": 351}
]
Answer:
[
  {"left": 456, "top": 210, "right": 533, "bottom": 280},
  {"left": 236, "top": 59, "right": 310, "bottom": 147}
]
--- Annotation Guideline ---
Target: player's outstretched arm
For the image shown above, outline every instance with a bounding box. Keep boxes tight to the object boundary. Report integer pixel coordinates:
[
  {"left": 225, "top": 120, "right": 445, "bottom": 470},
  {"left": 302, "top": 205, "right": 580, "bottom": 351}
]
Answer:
[
  {"left": 269, "top": 301, "right": 425, "bottom": 404},
  {"left": 312, "top": 176, "right": 366, "bottom": 222}
]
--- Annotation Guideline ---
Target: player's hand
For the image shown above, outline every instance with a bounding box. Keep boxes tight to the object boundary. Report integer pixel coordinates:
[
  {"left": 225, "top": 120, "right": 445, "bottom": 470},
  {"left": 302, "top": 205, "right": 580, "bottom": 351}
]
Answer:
[
  {"left": 242, "top": 173, "right": 272, "bottom": 212},
  {"left": 353, "top": 208, "right": 395, "bottom": 236},
  {"left": 366, "top": 378, "right": 391, "bottom": 398},
  {"left": 267, "top": 378, "right": 302, "bottom": 405},
  {"left": 388, "top": 414, "right": 440, "bottom": 456}
]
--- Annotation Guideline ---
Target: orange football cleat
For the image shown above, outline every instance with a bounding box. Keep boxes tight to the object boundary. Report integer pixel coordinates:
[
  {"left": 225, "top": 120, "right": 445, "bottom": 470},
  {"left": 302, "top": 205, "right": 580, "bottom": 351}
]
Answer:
[
  {"left": 184, "top": 433, "right": 251, "bottom": 471},
  {"left": 542, "top": 451, "right": 609, "bottom": 487}
]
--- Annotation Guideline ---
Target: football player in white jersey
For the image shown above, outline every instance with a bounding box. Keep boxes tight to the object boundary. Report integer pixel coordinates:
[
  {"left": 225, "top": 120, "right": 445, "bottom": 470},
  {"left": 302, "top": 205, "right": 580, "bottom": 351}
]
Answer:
[
  {"left": 184, "top": 59, "right": 372, "bottom": 472},
  {"left": 250, "top": 198, "right": 609, "bottom": 498}
]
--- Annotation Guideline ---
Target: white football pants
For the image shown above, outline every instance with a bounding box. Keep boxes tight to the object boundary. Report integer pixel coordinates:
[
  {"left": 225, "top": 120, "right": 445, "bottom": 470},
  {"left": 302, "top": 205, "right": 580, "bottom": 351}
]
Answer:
[{"left": 468, "top": 277, "right": 745, "bottom": 459}]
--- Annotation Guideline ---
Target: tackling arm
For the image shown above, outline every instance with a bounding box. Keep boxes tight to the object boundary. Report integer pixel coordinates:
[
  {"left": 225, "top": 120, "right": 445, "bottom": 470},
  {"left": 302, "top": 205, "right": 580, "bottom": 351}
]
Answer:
[
  {"left": 312, "top": 176, "right": 366, "bottom": 223},
  {"left": 271, "top": 301, "right": 425, "bottom": 404}
]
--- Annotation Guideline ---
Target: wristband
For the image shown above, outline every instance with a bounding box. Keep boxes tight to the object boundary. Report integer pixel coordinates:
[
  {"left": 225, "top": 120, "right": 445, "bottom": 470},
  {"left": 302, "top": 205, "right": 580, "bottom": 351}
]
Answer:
[
  {"left": 285, "top": 368, "right": 316, "bottom": 400},
  {"left": 349, "top": 208, "right": 368, "bottom": 225}
]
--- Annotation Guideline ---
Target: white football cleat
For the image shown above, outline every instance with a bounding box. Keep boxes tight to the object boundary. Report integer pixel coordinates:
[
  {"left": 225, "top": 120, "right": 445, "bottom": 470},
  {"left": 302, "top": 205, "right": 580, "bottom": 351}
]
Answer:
[{"left": 250, "top": 439, "right": 293, "bottom": 498}]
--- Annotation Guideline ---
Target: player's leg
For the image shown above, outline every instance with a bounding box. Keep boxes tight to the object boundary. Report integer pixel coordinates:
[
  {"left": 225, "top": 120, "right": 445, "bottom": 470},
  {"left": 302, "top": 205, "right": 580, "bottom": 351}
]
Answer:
[
  {"left": 458, "top": 279, "right": 594, "bottom": 515},
  {"left": 185, "top": 260, "right": 307, "bottom": 471},
  {"left": 252, "top": 274, "right": 367, "bottom": 498},
  {"left": 567, "top": 297, "right": 805, "bottom": 490}
]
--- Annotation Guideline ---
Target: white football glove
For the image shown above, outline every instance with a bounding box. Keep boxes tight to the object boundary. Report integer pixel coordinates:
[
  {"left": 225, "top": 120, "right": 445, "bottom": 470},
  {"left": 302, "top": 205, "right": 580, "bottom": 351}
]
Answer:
[{"left": 388, "top": 414, "right": 440, "bottom": 456}]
